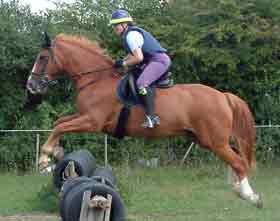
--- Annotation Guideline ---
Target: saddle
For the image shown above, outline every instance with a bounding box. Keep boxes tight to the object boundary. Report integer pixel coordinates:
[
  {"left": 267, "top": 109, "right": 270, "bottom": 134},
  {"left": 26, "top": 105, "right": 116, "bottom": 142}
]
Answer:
[
  {"left": 117, "top": 67, "right": 174, "bottom": 107},
  {"left": 114, "top": 67, "right": 174, "bottom": 139}
]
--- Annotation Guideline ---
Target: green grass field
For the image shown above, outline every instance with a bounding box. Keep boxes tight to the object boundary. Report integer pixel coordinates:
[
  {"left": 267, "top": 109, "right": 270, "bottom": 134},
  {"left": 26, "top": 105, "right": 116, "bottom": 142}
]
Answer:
[{"left": 0, "top": 164, "right": 279, "bottom": 221}]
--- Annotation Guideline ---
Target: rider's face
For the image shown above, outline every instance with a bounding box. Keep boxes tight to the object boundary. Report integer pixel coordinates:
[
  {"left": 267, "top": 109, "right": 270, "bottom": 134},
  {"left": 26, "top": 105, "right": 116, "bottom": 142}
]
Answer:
[{"left": 113, "top": 23, "right": 127, "bottom": 36}]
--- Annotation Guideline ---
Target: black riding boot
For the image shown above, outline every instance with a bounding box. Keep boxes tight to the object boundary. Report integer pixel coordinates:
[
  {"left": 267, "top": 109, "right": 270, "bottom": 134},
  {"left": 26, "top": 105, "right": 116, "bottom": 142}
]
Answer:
[{"left": 139, "top": 88, "right": 160, "bottom": 128}]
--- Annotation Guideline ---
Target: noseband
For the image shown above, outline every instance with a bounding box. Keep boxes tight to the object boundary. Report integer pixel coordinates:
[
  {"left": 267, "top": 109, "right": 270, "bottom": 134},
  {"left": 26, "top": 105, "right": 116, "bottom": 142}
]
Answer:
[{"left": 30, "top": 47, "right": 59, "bottom": 89}]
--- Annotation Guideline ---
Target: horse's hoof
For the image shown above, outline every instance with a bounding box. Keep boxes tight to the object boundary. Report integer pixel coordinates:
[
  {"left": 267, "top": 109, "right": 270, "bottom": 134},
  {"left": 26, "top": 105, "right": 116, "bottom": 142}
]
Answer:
[
  {"left": 237, "top": 190, "right": 263, "bottom": 209},
  {"left": 246, "top": 193, "right": 263, "bottom": 209},
  {"left": 40, "top": 164, "right": 55, "bottom": 174},
  {"left": 39, "top": 156, "right": 51, "bottom": 171}
]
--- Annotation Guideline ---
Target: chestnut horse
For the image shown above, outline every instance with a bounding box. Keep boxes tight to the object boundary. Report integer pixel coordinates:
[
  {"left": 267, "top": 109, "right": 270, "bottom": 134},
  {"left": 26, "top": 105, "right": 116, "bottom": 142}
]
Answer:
[{"left": 26, "top": 33, "right": 262, "bottom": 207}]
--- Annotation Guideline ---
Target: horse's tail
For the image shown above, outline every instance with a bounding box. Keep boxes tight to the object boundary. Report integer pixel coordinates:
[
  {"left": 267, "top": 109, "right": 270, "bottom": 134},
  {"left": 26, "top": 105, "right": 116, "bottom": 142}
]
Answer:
[{"left": 224, "top": 92, "right": 256, "bottom": 170}]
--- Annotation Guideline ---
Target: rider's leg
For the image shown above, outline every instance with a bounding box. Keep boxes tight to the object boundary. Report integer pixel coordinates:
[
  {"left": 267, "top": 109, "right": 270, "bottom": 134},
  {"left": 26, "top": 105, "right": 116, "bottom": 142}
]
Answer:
[
  {"left": 136, "top": 54, "right": 171, "bottom": 128},
  {"left": 136, "top": 54, "right": 171, "bottom": 88},
  {"left": 138, "top": 87, "right": 160, "bottom": 128}
]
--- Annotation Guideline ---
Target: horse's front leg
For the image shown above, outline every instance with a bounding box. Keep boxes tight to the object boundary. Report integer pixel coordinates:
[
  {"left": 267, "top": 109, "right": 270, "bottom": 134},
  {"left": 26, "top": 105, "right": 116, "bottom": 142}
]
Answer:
[
  {"left": 39, "top": 114, "right": 97, "bottom": 169},
  {"left": 39, "top": 113, "right": 80, "bottom": 162},
  {"left": 53, "top": 113, "right": 79, "bottom": 127}
]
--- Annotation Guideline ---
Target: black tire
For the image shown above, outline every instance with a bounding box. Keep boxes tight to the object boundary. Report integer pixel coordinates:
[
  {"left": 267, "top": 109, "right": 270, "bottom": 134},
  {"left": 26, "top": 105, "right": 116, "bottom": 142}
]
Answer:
[
  {"left": 59, "top": 177, "right": 93, "bottom": 221},
  {"left": 92, "top": 166, "right": 116, "bottom": 189},
  {"left": 53, "top": 149, "right": 97, "bottom": 190},
  {"left": 92, "top": 176, "right": 115, "bottom": 189},
  {"left": 65, "top": 182, "right": 125, "bottom": 221},
  {"left": 61, "top": 177, "right": 92, "bottom": 197}
]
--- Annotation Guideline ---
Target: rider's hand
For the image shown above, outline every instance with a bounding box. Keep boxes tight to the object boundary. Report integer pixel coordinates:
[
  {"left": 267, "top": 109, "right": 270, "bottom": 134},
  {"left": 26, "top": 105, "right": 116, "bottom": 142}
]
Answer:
[{"left": 114, "top": 59, "right": 124, "bottom": 68}]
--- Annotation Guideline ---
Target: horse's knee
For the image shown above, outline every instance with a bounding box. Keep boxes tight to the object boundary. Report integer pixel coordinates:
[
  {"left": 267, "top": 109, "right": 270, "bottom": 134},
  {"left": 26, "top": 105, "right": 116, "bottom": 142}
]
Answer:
[
  {"left": 53, "top": 124, "right": 65, "bottom": 135},
  {"left": 41, "top": 145, "right": 53, "bottom": 154}
]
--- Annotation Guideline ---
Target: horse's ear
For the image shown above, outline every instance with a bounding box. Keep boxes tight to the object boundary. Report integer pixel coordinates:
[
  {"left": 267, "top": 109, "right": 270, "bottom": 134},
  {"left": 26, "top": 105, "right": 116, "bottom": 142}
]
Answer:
[{"left": 42, "top": 31, "right": 51, "bottom": 48}]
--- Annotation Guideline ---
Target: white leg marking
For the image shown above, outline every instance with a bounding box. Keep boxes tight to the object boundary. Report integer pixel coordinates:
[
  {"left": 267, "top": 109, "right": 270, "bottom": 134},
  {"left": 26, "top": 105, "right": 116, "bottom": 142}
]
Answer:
[{"left": 240, "top": 177, "right": 254, "bottom": 198}]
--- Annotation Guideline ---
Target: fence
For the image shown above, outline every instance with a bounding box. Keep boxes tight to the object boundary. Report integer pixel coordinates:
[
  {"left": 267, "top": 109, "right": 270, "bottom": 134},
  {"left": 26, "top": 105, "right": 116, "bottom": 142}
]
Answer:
[
  {"left": 0, "top": 130, "right": 109, "bottom": 171},
  {"left": 0, "top": 124, "right": 279, "bottom": 171}
]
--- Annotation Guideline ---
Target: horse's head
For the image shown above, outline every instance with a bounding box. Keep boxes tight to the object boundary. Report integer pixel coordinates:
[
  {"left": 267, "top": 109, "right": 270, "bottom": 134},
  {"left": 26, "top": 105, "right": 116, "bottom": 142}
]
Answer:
[
  {"left": 27, "top": 33, "right": 116, "bottom": 94},
  {"left": 26, "top": 32, "right": 62, "bottom": 94}
]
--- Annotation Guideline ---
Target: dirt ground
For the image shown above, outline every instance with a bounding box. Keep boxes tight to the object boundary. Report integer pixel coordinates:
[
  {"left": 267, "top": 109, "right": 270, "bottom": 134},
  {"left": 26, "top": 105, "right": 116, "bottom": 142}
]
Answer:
[{"left": 0, "top": 214, "right": 59, "bottom": 221}]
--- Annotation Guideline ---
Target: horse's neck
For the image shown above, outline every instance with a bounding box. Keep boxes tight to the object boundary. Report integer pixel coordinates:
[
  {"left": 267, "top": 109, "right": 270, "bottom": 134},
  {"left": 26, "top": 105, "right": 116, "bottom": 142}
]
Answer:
[
  {"left": 59, "top": 46, "right": 114, "bottom": 89},
  {"left": 72, "top": 67, "right": 114, "bottom": 91}
]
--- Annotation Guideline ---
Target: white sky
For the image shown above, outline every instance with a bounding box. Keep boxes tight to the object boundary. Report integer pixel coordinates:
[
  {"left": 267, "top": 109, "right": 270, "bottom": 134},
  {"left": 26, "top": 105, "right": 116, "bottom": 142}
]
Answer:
[
  {"left": 20, "top": 0, "right": 75, "bottom": 12},
  {"left": 21, "top": 0, "right": 55, "bottom": 12}
]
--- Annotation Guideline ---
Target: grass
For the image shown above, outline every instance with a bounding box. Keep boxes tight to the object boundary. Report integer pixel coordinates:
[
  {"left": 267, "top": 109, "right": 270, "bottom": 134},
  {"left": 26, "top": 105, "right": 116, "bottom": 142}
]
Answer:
[
  {"left": 0, "top": 163, "right": 279, "bottom": 220},
  {"left": 121, "top": 164, "right": 280, "bottom": 221},
  {"left": 0, "top": 173, "right": 50, "bottom": 216}
]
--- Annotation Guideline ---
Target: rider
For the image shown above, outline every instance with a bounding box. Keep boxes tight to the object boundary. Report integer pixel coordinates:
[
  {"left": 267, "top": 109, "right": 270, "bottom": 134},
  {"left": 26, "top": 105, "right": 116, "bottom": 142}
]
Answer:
[{"left": 110, "top": 9, "right": 171, "bottom": 129}]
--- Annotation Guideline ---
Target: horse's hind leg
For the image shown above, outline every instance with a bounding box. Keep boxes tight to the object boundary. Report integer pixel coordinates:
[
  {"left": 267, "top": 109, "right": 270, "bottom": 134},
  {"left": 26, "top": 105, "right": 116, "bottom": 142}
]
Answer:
[
  {"left": 211, "top": 145, "right": 262, "bottom": 208},
  {"left": 227, "top": 166, "right": 242, "bottom": 197}
]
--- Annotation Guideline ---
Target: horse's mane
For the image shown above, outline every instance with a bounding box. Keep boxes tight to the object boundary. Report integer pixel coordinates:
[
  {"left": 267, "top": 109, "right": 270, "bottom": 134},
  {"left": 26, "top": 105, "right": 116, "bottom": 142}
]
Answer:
[{"left": 54, "top": 34, "right": 113, "bottom": 64}]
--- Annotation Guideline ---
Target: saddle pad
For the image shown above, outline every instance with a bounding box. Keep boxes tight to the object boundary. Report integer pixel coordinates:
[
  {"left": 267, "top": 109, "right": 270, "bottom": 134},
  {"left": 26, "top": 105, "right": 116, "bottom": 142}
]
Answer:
[{"left": 116, "top": 74, "right": 142, "bottom": 107}]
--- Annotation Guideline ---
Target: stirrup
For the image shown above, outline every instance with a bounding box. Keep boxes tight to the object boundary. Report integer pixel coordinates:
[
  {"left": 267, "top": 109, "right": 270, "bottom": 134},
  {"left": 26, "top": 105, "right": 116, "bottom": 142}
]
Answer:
[
  {"left": 141, "top": 115, "right": 160, "bottom": 129},
  {"left": 152, "top": 115, "right": 160, "bottom": 125},
  {"left": 142, "top": 115, "right": 154, "bottom": 128}
]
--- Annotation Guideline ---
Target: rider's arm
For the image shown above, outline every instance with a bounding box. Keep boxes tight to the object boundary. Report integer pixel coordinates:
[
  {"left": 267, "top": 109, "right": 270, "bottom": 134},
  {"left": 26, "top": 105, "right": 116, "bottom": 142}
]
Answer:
[
  {"left": 123, "top": 48, "right": 143, "bottom": 66},
  {"left": 123, "top": 31, "right": 144, "bottom": 66}
]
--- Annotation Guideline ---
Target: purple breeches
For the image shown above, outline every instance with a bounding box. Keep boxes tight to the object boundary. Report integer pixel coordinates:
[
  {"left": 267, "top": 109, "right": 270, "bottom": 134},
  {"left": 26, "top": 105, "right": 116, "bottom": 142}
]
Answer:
[{"left": 136, "top": 53, "right": 171, "bottom": 88}]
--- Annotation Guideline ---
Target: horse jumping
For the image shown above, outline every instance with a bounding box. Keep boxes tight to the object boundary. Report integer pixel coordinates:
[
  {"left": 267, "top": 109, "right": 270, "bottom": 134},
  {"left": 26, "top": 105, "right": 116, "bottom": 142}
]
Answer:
[{"left": 26, "top": 33, "right": 262, "bottom": 208}]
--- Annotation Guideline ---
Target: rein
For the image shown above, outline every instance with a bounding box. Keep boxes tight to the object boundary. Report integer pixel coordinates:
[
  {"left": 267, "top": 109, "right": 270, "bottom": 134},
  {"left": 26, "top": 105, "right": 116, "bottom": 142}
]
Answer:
[
  {"left": 72, "top": 66, "right": 115, "bottom": 79},
  {"left": 71, "top": 66, "right": 117, "bottom": 92},
  {"left": 32, "top": 65, "right": 116, "bottom": 93}
]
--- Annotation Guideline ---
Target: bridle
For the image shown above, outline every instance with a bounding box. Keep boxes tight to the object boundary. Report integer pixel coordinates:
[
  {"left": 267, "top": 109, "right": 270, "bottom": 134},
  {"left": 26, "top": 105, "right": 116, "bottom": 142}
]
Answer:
[{"left": 30, "top": 47, "right": 60, "bottom": 89}]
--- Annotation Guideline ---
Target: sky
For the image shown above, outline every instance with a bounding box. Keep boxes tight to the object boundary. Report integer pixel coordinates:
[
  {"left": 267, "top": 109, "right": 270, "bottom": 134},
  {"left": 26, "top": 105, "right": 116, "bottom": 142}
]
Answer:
[
  {"left": 21, "top": 0, "right": 56, "bottom": 12},
  {"left": 21, "top": 0, "right": 74, "bottom": 12}
]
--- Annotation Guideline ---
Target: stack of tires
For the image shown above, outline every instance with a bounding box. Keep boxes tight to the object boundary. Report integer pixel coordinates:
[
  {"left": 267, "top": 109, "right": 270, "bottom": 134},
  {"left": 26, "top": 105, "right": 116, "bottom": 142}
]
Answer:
[
  {"left": 53, "top": 149, "right": 97, "bottom": 190},
  {"left": 53, "top": 149, "right": 125, "bottom": 221}
]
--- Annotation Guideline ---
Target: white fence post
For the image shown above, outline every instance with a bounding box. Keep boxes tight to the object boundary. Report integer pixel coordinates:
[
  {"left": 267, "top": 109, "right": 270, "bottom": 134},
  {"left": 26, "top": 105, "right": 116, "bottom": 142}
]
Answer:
[
  {"left": 35, "top": 133, "right": 40, "bottom": 172},
  {"left": 104, "top": 134, "right": 108, "bottom": 166}
]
